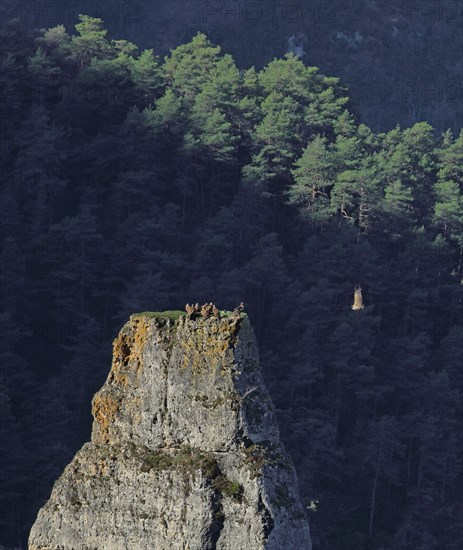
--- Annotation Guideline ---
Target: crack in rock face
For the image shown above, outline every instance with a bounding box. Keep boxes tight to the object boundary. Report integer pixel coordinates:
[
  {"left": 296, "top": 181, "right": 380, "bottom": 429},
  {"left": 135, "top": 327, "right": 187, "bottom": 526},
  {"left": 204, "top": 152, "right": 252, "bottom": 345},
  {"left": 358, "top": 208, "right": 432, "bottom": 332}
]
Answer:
[{"left": 29, "top": 311, "right": 312, "bottom": 550}]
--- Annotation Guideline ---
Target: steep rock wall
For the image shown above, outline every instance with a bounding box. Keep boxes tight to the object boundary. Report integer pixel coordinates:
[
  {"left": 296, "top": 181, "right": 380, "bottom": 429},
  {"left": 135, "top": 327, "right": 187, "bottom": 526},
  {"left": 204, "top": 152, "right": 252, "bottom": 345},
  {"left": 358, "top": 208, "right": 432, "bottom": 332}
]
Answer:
[{"left": 29, "top": 312, "right": 311, "bottom": 550}]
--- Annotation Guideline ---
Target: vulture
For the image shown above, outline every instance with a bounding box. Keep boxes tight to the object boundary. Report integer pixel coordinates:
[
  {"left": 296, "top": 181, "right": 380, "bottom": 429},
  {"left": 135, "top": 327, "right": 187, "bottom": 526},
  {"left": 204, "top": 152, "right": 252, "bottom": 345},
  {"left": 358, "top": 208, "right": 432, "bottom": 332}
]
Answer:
[{"left": 352, "top": 286, "right": 365, "bottom": 310}]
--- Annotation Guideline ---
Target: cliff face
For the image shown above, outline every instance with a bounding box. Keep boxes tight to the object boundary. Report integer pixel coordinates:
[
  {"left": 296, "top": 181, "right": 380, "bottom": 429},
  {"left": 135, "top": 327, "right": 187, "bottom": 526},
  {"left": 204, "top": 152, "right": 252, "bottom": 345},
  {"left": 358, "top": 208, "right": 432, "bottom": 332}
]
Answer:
[{"left": 29, "top": 312, "right": 312, "bottom": 550}]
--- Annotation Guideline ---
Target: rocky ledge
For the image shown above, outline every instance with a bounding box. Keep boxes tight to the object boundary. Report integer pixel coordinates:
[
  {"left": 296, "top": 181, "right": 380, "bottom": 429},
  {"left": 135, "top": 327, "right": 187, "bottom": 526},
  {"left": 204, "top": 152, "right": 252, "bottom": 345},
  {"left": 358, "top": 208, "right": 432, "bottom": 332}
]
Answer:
[{"left": 29, "top": 311, "right": 311, "bottom": 550}]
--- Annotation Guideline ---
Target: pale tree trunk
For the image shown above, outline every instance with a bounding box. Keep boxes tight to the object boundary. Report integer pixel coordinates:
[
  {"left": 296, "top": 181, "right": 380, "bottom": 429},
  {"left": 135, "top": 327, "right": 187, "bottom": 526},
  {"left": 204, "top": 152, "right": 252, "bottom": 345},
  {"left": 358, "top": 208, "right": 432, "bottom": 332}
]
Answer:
[
  {"left": 406, "top": 438, "right": 413, "bottom": 500},
  {"left": 369, "top": 444, "right": 382, "bottom": 536},
  {"left": 181, "top": 176, "right": 188, "bottom": 233},
  {"left": 441, "top": 453, "right": 448, "bottom": 505},
  {"left": 334, "top": 376, "right": 343, "bottom": 445},
  {"left": 417, "top": 447, "right": 424, "bottom": 492}
]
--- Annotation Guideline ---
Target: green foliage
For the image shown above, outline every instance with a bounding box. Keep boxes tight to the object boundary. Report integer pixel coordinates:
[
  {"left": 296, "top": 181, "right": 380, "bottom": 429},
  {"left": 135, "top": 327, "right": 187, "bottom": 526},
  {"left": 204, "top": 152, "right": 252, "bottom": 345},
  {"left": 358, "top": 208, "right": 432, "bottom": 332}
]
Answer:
[
  {"left": 212, "top": 476, "right": 243, "bottom": 501},
  {"left": 382, "top": 179, "right": 414, "bottom": 235},
  {"left": 140, "top": 446, "right": 243, "bottom": 501},
  {"left": 70, "top": 15, "right": 114, "bottom": 67},
  {"left": 35, "top": 24, "right": 70, "bottom": 56},
  {"left": 27, "top": 47, "right": 61, "bottom": 87},
  {"left": 141, "top": 446, "right": 218, "bottom": 476},
  {"left": 163, "top": 33, "right": 221, "bottom": 101},
  {"left": 433, "top": 131, "right": 463, "bottom": 246},
  {"left": 289, "top": 136, "right": 334, "bottom": 225},
  {"left": 129, "top": 49, "right": 163, "bottom": 103},
  {"left": 186, "top": 107, "right": 238, "bottom": 163},
  {"left": 331, "top": 155, "right": 382, "bottom": 231},
  {"left": 245, "top": 54, "right": 349, "bottom": 190},
  {"left": 133, "top": 311, "right": 184, "bottom": 321}
]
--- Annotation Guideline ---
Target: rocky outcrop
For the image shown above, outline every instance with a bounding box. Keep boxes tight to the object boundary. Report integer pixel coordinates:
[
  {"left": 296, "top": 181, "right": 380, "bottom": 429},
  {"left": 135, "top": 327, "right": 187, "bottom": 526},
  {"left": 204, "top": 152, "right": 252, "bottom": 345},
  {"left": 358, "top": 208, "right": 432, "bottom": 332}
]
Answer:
[{"left": 29, "top": 311, "right": 312, "bottom": 550}]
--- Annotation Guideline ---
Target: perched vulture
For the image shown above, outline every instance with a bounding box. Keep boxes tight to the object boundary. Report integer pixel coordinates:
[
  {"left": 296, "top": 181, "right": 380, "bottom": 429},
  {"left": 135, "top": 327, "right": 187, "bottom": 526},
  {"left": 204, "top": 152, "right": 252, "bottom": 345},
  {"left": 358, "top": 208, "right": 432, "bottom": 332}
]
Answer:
[
  {"left": 201, "top": 303, "right": 213, "bottom": 319},
  {"left": 185, "top": 303, "right": 195, "bottom": 319},
  {"left": 233, "top": 302, "right": 245, "bottom": 316}
]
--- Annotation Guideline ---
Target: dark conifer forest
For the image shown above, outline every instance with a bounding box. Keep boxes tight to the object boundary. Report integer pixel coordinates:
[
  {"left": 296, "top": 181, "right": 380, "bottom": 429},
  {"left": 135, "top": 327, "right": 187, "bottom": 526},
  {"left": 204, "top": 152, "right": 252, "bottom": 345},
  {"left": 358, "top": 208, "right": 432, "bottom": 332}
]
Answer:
[{"left": 1, "top": 10, "right": 463, "bottom": 549}]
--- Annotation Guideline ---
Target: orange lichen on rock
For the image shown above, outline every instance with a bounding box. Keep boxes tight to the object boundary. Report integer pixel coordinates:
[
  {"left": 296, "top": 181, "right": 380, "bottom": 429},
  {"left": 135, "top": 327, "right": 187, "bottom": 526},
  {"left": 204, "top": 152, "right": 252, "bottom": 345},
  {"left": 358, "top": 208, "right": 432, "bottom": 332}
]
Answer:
[
  {"left": 178, "top": 318, "right": 237, "bottom": 372},
  {"left": 130, "top": 317, "right": 151, "bottom": 360},
  {"left": 110, "top": 318, "right": 151, "bottom": 387},
  {"left": 92, "top": 318, "right": 155, "bottom": 444},
  {"left": 111, "top": 333, "right": 133, "bottom": 388},
  {"left": 92, "top": 393, "right": 122, "bottom": 443}
]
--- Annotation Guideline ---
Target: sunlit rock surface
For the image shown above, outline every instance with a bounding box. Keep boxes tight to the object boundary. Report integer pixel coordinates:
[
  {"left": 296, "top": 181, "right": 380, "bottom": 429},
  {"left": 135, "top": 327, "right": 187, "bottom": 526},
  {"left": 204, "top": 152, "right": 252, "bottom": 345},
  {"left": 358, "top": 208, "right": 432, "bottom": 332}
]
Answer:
[{"left": 29, "top": 311, "right": 311, "bottom": 550}]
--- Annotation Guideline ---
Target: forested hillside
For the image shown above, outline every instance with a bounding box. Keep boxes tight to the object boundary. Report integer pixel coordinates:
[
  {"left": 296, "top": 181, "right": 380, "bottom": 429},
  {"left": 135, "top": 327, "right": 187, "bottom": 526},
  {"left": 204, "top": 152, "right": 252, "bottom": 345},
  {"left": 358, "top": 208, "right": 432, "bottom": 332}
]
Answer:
[
  {"left": 4, "top": 0, "right": 463, "bottom": 133},
  {"left": 1, "top": 15, "right": 463, "bottom": 549}
]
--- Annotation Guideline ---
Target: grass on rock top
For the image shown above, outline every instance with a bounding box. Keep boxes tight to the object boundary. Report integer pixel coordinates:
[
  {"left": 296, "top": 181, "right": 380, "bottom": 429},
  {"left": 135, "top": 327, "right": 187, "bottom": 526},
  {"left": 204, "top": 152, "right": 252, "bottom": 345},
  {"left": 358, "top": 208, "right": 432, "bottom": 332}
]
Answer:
[
  {"left": 132, "top": 310, "right": 247, "bottom": 320},
  {"left": 132, "top": 311, "right": 185, "bottom": 321}
]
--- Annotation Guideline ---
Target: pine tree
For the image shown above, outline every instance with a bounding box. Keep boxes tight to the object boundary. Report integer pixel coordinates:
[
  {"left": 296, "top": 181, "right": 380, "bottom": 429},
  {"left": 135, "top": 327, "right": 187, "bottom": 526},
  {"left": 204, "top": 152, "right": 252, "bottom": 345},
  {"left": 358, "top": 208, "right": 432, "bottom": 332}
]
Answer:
[
  {"left": 70, "top": 15, "right": 114, "bottom": 68},
  {"left": 13, "top": 106, "right": 67, "bottom": 236},
  {"left": 129, "top": 49, "right": 163, "bottom": 104},
  {"left": 163, "top": 33, "right": 221, "bottom": 102},
  {"left": 331, "top": 154, "right": 382, "bottom": 232},
  {"left": 26, "top": 47, "right": 62, "bottom": 105},
  {"left": 433, "top": 131, "right": 463, "bottom": 276},
  {"left": 288, "top": 136, "right": 334, "bottom": 226},
  {"left": 382, "top": 179, "right": 415, "bottom": 239}
]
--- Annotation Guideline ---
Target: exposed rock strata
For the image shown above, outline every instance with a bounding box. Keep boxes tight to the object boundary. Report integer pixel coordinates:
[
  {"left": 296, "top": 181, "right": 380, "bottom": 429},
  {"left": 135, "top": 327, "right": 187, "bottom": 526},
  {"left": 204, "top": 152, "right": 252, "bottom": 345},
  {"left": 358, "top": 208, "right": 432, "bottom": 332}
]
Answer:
[{"left": 29, "top": 312, "right": 312, "bottom": 550}]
